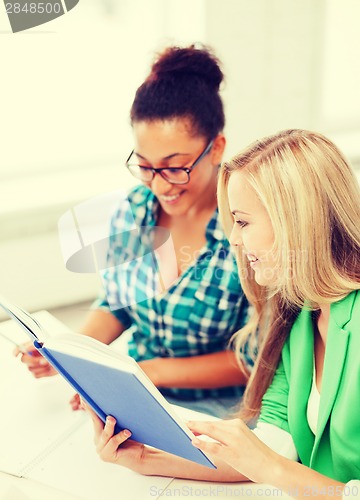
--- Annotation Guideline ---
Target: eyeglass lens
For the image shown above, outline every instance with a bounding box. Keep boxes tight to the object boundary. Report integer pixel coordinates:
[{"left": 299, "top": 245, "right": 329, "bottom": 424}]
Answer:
[{"left": 127, "top": 164, "right": 189, "bottom": 184}]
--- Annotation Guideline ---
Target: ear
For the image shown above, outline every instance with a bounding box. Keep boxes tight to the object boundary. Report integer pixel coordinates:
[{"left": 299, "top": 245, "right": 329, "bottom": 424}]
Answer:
[{"left": 210, "top": 134, "right": 226, "bottom": 166}]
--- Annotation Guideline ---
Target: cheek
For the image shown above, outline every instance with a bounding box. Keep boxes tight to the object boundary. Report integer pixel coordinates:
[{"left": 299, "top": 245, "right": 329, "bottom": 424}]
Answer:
[
  {"left": 264, "top": 230, "right": 276, "bottom": 255},
  {"left": 257, "top": 221, "right": 275, "bottom": 254},
  {"left": 181, "top": 178, "right": 202, "bottom": 198},
  {"left": 188, "top": 167, "right": 214, "bottom": 191},
  {"left": 242, "top": 227, "right": 274, "bottom": 258},
  {"left": 241, "top": 227, "right": 257, "bottom": 249}
]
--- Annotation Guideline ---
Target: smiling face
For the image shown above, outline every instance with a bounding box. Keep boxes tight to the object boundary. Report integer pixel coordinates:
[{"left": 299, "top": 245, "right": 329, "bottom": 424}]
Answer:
[
  {"left": 131, "top": 118, "right": 224, "bottom": 217},
  {"left": 227, "top": 170, "right": 277, "bottom": 287}
]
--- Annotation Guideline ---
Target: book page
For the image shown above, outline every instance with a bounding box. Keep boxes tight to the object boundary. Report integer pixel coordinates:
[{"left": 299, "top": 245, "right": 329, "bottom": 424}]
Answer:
[
  {"left": 0, "top": 299, "right": 53, "bottom": 342},
  {"left": 0, "top": 309, "right": 74, "bottom": 346},
  {"left": 44, "top": 333, "right": 137, "bottom": 371}
]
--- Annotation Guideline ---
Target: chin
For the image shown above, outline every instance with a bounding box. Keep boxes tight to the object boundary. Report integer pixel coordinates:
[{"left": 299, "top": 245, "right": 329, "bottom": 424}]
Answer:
[
  {"left": 253, "top": 271, "right": 273, "bottom": 287},
  {"left": 160, "top": 201, "right": 188, "bottom": 216},
  {"left": 254, "top": 277, "right": 267, "bottom": 287}
]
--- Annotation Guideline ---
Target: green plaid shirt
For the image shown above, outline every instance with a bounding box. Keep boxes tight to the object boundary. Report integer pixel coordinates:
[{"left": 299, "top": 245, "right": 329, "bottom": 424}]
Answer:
[{"left": 95, "top": 185, "right": 253, "bottom": 400}]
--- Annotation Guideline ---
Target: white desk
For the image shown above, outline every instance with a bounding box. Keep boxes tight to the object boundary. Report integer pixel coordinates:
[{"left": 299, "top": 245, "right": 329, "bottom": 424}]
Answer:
[
  {"left": 0, "top": 473, "right": 287, "bottom": 500},
  {"left": 0, "top": 472, "right": 79, "bottom": 500},
  {"left": 0, "top": 312, "right": 289, "bottom": 500}
]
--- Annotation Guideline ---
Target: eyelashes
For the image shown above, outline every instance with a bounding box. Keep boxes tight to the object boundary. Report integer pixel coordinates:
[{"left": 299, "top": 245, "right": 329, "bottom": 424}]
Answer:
[{"left": 235, "top": 220, "right": 248, "bottom": 228}]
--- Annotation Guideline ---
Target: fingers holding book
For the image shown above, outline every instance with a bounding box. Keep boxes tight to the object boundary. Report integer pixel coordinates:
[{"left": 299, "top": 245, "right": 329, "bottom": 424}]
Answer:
[
  {"left": 69, "top": 392, "right": 85, "bottom": 411},
  {"left": 13, "top": 342, "right": 58, "bottom": 378},
  {"left": 81, "top": 399, "right": 148, "bottom": 470},
  {"left": 100, "top": 416, "right": 132, "bottom": 453}
]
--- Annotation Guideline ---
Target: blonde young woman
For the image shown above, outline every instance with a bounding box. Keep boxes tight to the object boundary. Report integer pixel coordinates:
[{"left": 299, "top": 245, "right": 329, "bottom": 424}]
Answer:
[{"left": 84, "top": 129, "right": 360, "bottom": 495}]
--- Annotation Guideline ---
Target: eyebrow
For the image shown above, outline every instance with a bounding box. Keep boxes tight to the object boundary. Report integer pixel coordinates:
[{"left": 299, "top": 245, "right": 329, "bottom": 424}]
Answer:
[
  {"left": 134, "top": 151, "right": 192, "bottom": 161},
  {"left": 231, "top": 210, "right": 251, "bottom": 216}
]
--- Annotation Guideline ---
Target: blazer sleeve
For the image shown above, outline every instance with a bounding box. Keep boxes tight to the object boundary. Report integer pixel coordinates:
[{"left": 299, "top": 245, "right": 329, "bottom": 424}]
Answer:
[{"left": 258, "top": 357, "right": 291, "bottom": 433}]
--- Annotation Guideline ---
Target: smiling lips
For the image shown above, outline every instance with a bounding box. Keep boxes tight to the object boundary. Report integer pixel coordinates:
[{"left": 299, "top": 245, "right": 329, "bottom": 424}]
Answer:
[
  {"left": 246, "top": 253, "right": 259, "bottom": 267},
  {"left": 159, "top": 191, "right": 185, "bottom": 204}
]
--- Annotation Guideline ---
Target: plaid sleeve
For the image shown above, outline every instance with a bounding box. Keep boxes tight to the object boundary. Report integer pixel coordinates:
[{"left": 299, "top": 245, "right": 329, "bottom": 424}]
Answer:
[
  {"left": 90, "top": 186, "right": 151, "bottom": 330},
  {"left": 238, "top": 306, "right": 258, "bottom": 373},
  {"left": 91, "top": 290, "right": 132, "bottom": 330}
]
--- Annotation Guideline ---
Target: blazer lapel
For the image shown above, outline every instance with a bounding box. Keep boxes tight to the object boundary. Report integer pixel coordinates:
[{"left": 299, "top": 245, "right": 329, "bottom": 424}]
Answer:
[
  {"left": 288, "top": 308, "right": 315, "bottom": 464},
  {"left": 310, "top": 292, "right": 356, "bottom": 460}
]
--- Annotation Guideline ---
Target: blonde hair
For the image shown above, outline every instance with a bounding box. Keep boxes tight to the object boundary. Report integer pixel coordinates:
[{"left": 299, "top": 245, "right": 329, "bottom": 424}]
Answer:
[{"left": 218, "top": 129, "right": 360, "bottom": 421}]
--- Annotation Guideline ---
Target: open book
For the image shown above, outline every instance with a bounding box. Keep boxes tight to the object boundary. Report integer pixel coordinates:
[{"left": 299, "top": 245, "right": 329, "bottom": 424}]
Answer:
[{"left": 0, "top": 296, "right": 215, "bottom": 469}]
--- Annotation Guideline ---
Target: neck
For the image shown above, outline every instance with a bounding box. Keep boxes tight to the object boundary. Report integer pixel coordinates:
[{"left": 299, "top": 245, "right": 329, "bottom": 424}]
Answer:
[
  {"left": 318, "top": 303, "right": 330, "bottom": 321},
  {"left": 159, "top": 197, "right": 217, "bottom": 227},
  {"left": 186, "top": 194, "right": 217, "bottom": 219},
  {"left": 160, "top": 174, "right": 218, "bottom": 223},
  {"left": 314, "top": 303, "right": 331, "bottom": 344},
  {"left": 187, "top": 168, "right": 218, "bottom": 218}
]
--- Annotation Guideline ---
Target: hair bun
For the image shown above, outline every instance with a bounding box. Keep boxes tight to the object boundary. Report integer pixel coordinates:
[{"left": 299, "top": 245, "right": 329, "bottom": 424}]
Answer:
[{"left": 148, "top": 44, "right": 224, "bottom": 91}]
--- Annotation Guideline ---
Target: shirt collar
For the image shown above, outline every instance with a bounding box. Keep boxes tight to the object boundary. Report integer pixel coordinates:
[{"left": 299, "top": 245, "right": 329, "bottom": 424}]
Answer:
[{"left": 205, "top": 207, "right": 226, "bottom": 242}]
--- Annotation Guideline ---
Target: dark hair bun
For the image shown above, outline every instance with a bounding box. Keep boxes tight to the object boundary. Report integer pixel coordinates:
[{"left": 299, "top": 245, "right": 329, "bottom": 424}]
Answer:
[
  {"left": 131, "top": 43, "right": 225, "bottom": 139},
  {"left": 148, "top": 44, "right": 224, "bottom": 91}
]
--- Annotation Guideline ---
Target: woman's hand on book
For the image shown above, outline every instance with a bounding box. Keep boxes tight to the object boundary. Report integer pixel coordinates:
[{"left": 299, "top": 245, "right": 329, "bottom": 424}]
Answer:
[
  {"left": 13, "top": 342, "right": 58, "bottom": 378},
  {"left": 187, "top": 418, "right": 279, "bottom": 484},
  {"left": 82, "top": 400, "right": 147, "bottom": 473}
]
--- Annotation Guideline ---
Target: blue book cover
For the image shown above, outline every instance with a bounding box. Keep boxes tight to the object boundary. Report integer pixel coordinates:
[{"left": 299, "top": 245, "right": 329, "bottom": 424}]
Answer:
[{"left": 0, "top": 297, "right": 215, "bottom": 469}]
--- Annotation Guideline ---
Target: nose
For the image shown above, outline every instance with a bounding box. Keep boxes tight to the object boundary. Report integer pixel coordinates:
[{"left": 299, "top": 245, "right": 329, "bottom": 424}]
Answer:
[
  {"left": 150, "top": 171, "right": 173, "bottom": 192},
  {"left": 229, "top": 223, "right": 243, "bottom": 248}
]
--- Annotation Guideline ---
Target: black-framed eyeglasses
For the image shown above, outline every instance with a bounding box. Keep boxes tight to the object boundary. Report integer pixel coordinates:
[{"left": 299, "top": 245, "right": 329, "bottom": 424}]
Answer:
[{"left": 125, "top": 140, "right": 214, "bottom": 185}]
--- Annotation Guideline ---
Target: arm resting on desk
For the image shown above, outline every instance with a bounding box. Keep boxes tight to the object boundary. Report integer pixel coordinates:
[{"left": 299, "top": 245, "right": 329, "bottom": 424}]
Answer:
[
  {"left": 79, "top": 308, "right": 126, "bottom": 344},
  {"left": 139, "top": 350, "right": 249, "bottom": 389}
]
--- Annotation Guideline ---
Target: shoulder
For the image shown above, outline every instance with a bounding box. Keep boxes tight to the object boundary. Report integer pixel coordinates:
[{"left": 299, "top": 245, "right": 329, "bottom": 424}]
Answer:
[
  {"left": 345, "top": 290, "right": 360, "bottom": 346},
  {"left": 332, "top": 289, "right": 360, "bottom": 333},
  {"left": 349, "top": 289, "right": 360, "bottom": 319}
]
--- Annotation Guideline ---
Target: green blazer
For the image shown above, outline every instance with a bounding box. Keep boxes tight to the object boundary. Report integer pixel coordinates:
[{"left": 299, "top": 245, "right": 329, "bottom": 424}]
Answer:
[{"left": 259, "top": 290, "right": 360, "bottom": 482}]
